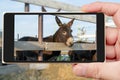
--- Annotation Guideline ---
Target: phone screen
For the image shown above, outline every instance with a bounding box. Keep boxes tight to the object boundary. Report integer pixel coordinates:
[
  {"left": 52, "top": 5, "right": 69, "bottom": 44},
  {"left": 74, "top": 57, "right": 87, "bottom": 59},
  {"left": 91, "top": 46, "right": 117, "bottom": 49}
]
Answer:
[{"left": 3, "top": 12, "right": 105, "bottom": 63}]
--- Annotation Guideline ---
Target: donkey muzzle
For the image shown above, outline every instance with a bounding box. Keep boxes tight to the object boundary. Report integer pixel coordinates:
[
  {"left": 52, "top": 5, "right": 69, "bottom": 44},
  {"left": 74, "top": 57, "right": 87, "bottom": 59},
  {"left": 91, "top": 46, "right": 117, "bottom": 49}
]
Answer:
[{"left": 66, "top": 37, "right": 74, "bottom": 47}]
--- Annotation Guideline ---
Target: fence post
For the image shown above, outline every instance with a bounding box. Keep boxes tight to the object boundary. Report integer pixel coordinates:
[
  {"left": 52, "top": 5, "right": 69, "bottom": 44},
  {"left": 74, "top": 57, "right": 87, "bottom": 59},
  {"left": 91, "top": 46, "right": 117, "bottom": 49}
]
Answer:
[
  {"left": 38, "top": 15, "right": 43, "bottom": 44},
  {"left": 25, "top": 3, "right": 29, "bottom": 12},
  {"left": 38, "top": 9, "right": 43, "bottom": 61}
]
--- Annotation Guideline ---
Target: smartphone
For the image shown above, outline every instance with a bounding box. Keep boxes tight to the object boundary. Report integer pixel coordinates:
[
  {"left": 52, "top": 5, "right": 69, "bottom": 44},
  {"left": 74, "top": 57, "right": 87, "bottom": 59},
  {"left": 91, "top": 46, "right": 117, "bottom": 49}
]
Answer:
[{"left": 2, "top": 12, "right": 105, "bottom": 63}]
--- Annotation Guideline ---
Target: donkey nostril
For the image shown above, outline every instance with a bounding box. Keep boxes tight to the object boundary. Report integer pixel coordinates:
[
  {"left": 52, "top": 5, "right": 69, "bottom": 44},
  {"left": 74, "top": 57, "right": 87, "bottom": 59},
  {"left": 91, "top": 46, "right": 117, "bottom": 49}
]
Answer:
[{"left": 69, "top": 43, "right": 74, "bottom": 47}]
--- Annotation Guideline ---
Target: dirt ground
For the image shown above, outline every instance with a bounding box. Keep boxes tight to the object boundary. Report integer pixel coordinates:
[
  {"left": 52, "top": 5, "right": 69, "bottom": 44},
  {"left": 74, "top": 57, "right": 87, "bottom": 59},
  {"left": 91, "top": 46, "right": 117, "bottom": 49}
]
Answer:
[{"left": 0, "top": 63, "right": 92, "bottom": 80}]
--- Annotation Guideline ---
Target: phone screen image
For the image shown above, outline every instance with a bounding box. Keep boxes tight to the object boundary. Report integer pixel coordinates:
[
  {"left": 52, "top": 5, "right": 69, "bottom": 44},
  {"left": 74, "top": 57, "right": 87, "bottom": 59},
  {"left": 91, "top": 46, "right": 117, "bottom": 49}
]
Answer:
[{"left": 3, "top": 12, "right": 105, "bottom": 63}]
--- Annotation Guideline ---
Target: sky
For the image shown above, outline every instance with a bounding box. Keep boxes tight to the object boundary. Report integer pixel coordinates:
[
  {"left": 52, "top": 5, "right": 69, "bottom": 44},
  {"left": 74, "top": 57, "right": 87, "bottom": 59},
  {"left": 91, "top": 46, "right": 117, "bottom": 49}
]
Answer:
[
  {"left": 0, "top": 0, "right": 120, "bottom": 41},
  {"left": 14, "top": 13, "right": 96, "bottom": 41},
  {"left": 1, "top": 0, "right": 120, "bottom": 29}
]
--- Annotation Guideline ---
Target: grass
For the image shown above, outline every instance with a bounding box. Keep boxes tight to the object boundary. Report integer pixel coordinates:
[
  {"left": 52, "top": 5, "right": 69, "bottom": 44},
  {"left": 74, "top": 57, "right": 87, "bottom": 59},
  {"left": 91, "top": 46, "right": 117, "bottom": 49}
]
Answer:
[{"left": 0, "top": 63, "right": 92, "bottom": 80}]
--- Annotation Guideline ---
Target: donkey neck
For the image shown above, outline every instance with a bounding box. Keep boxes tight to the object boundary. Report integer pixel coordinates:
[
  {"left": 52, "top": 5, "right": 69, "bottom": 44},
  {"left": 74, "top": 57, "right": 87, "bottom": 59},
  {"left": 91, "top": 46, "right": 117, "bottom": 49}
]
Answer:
[{"left": 53, "top": 31, "right": 60, "bottom": 42}]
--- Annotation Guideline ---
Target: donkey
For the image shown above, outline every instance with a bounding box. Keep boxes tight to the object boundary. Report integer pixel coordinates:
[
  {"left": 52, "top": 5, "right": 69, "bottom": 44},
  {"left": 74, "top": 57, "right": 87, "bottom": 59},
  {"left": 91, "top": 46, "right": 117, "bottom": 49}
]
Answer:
[
  {"left": 16, "top": 16, "right": 75, "bottom": 61},
  {"left": 43, "top": 16, "right": 74, "bottom": 61},
  {"left": 68, "top": 50, "right": 96, "bottom": 62},
  {"left": 68, "top": 41, "right": 96, "bottom": 62}
]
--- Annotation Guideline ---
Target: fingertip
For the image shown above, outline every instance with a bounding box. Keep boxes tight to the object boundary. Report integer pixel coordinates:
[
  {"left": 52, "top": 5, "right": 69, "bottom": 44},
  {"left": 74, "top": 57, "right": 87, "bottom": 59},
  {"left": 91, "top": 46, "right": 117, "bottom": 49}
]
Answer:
[
  {"left": 81, "top": 3, "right": 94, "bottom": 12},
  {"left": 72, "top": 63, "right": 101, "bottom": 78},
  {"left": 106, "top": 45, "right": 116, "bottom": 59},
  {"left": 72, "top": 64, "right": 87, "bottom": 77},
  {"left": 81, "top": 1, "right": 103, "bottom": 12},
  {"left": 106, "top": 27, "right": 118, "bottom": 45},
  {"left": 72, "top": 63, "right": 77, "bottom": 67}
]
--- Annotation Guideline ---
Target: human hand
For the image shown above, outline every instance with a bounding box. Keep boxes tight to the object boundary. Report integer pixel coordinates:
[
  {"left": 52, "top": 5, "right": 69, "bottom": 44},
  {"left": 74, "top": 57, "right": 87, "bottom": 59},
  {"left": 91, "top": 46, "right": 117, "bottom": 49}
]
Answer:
[{"left": 72, "top": 2, "right": 120, "bottom": 80}]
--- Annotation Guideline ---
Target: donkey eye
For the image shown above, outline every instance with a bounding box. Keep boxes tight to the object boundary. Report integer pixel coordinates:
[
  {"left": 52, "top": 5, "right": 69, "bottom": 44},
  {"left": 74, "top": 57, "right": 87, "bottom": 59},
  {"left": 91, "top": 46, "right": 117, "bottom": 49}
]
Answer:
[{"left": 62, "top": 31, "right": 67, "bottom": 35}]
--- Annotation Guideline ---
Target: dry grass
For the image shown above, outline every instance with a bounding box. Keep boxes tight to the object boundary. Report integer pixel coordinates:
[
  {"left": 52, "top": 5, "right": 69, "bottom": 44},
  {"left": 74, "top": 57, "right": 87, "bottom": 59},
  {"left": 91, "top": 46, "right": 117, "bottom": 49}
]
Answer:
[
  {"left": 0, "top": 63, "right": 92, "bottom": 80},
  {"left": 40, "top": 63, "right": 90, "bottom": 80}
]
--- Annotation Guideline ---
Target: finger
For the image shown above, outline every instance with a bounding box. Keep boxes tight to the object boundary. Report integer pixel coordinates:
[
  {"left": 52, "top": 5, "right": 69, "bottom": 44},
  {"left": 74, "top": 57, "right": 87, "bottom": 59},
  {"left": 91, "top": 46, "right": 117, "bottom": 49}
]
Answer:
[
  {"left": 106, "top": 27, "right": 118, "bottom": 45},
  {"left": 115, "top": 29, "right": 120, "bottom": 60},
  {"left": 82, "top": 2, "right": 120, "bottom": 27},
  {"left": 72, "top": 62, "right": 120, "bottom": 79},
  {"left": 106, "top": 59, "right": 116, "bottom": 62},
  {"left": 82, "top": 2, "right": 120, "bottom": 16},
  {"left": 115, "top": 41, "right": 120, "bottom": 60},
  {"left": 106, "top": 27, "right": 120, "bottom": 60},
  {"left": 106, "top": 45, "right": 116, "bottom": 59}
]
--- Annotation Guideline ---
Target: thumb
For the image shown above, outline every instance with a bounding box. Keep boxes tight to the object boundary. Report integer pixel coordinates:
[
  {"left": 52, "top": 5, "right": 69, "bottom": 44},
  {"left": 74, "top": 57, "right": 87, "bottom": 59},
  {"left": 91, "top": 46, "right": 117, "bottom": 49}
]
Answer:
[
  {"left": 72, "top": 62, "right": 120, "bottom": 80},
  {"left": 81, "top": 2, "right": 120, "bottom": 27},
  {"left": 81, "top": 2, "right": 120, "bottom": 16}
]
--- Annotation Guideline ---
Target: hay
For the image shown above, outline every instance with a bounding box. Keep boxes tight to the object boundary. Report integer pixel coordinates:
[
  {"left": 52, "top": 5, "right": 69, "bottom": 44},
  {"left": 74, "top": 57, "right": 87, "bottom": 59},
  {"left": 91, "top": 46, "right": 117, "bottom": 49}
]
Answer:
[
  {"left": 40, "top": 63, "right": 91, "bottom": 80},
  {"left": 0, "top": 63, "right": 92, "bottom": 80}
]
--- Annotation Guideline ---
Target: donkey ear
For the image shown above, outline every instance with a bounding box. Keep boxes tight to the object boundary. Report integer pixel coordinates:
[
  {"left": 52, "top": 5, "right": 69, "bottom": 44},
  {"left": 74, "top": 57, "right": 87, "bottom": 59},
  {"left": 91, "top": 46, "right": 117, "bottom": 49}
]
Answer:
[
  {"left": 41, "top": 6, "right": 47, "bottom": 12},
  {"left": 67, "top": 18, "right": 75, "bottom": 27},
  {"left": 55, "top": 16, "right": 62, "bottom": 27}
]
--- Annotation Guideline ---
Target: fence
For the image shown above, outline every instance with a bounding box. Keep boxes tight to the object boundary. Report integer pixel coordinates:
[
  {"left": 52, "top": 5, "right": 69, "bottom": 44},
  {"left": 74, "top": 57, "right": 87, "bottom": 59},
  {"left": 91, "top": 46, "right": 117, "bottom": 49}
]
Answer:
[{"left": 12, "top": 0, "right": 96, "bottom": 51}]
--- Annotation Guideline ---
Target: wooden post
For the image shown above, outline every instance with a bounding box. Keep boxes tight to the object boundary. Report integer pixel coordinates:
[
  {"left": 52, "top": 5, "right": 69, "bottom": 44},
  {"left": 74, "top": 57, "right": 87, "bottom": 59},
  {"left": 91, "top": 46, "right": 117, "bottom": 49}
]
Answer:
[
  {"left": 38, "top": 13, "right": 43, "bottom": 61},
  {"left": 25, "top": 3, "right": 29, "bottom": 12},
  {"left": 38, "top": 15, "right": 43, "bottom": 44}
]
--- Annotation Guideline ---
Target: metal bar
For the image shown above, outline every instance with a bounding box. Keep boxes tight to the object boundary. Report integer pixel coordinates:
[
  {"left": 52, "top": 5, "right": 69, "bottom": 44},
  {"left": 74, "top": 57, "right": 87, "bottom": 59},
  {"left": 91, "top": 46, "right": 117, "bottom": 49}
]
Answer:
[
  {"left": 25, "top": 3, "right": 29, "bottom": 12},
  {"left": 38, "top": 15, "right": 43, "bottom": 44}
]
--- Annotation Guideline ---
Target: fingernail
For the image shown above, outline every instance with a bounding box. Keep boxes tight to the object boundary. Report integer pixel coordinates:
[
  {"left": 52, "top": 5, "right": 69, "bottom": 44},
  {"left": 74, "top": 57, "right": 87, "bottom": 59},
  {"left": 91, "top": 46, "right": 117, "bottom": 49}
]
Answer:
[
  {"left": 73, "top": 64, "right": 87, "bottom": 76},
  {"left": 72, "top": 63, "right": 77, "bottom": 67}
]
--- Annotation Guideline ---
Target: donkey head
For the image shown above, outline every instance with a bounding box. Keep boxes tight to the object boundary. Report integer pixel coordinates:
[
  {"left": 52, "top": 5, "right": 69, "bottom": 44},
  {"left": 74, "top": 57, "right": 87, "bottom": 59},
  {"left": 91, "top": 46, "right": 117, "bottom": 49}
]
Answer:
[
  {"left": 41, "top": 6, "right": 74, "bottom": 47},
  {"left": 54, "top": 16, "right": 75, "bottom": 47}
]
